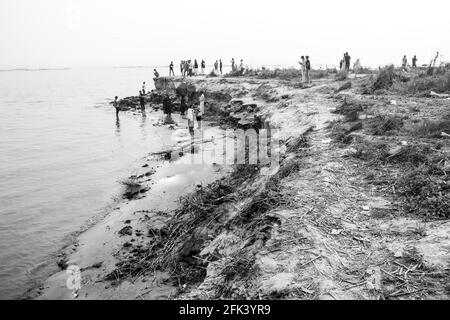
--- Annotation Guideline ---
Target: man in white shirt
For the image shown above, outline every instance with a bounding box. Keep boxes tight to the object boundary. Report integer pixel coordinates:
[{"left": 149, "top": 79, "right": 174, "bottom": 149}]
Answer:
[
  {"left": 186, "top": 105, "right": 195, "bottom": 137},
  {"left": 197, "top": 93, "right": 205, "bottom": 129}
]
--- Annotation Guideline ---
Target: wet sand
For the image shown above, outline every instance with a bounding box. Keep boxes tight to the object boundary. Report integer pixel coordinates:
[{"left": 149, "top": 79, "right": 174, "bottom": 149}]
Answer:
[{"left": 27, "top": 115, "right": 231, "bottom": 300}]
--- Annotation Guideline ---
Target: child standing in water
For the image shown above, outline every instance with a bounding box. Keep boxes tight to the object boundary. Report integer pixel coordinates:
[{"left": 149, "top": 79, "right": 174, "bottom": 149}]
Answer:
[
  {"left": 113, "top": 96, "right": 120, "bottom": 117},
  {"left": 197, "top": 92, "right": 205, "bottom": 129},
  {"left": 186, "top": 104, "right": 195, "bottom": 137}
]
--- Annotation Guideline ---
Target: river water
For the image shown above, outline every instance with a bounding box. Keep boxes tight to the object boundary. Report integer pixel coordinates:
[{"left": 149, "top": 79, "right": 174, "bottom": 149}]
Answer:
[{"left": 0, "top": 67, "right": 178, "bottom": 299}]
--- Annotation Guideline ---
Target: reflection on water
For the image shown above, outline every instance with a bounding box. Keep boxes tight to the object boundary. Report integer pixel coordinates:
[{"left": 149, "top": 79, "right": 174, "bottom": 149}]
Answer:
[
  {"left": 0, "top": 67, "right": 177, "bottom": 299},
  {"left": 140, "top": 112, "right": 147, "bottom": 141}
]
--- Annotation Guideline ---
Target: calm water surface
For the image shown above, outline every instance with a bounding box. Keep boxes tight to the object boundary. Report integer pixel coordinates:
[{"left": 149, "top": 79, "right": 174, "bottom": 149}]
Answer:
[{"left": 0, "top": 67, "right": 173, "bottom": 299}]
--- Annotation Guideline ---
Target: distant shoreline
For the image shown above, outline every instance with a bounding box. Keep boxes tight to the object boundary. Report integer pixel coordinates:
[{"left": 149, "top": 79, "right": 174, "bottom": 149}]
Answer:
[{"left": 0, "top": 67, "right": 71, "bottom": 72}]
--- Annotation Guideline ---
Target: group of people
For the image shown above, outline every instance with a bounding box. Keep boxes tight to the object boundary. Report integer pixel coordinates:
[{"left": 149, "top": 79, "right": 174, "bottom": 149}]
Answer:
[
  {"left": 230, "top": 58, "right": 245, "bottom": 73},
  {"left": 298, "top": 56, "right": 312, "bottom": 83},
  {"left": 402, "top": 55, "right": 418, "bottom": 71},
  {"left": 339, "top": 53, "right": 352, "bottom": 73},
  {"left": 168, "top": 58, "right": 245, "bottom": 77},
  {"left": 179, "top": 59, "right": 206, "bottom": 77},
  {"left": 161, "top": 92, "right": 205, "bottom": 137},
  {"left": 338, "top": 53, "right": 363, "bottom": 77}
]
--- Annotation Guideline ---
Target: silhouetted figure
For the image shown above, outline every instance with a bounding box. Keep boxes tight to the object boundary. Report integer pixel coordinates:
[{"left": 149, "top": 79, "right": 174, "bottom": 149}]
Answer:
[
  {"left": 154, "top": 69, "right": 160, "bottom": 78},
  {"left": 231, "top": 58, "right": 235, "bottom": 71},
  {"left": 344, "top": 52, "right": 351, "bottom": 73},
  {"left": 201, "top": 60, "right": 206, "bottom": 75},
  {"left": 188, "top": 60, "right": 193, "bottom": 77},
  {"left": 197, "top": 92, "right": 205, "bottom": 129},
  {"left": 299, "top": 56, "right": 306, "bottom": 82},
  {"left": 305, "top": 56, "right": 311, "bottom": 83},
  {"left": 139, "top": 90, "right": 145, "bottom": 113},
  {"left": 180, "top": 95, "right": 187, "bottom": 116},
  {"left": 169, "top": 61, "right": 175, "bottom": 76},
  {"left": 186, "top": 104, "right": 196, "bottom": 153},
  {"left": 142, "top": 81, "right": 146, "bottom": 94},
  {"left": 113, "top": 96, "right": 120, "bottom": 117},
  {"left": 180, "top": 60, "right": 184, "bottom": 75},
  {"left": 162, "top": 95, "right": 174, "bottom": 124},
  {"left": 412, "top": 55, "right": 417, "bottom": 68},
  {"left": 194, "top": 59, "right": 198, "bottom": 75},
  {"left": 219, "top": 59, "right": 223, "bottom": 74}
]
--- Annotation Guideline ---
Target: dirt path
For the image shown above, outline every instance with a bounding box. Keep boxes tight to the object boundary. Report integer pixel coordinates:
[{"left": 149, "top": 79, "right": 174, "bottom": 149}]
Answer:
[{"left": 177, "top": 76, "right": 449, "bottom": 300}]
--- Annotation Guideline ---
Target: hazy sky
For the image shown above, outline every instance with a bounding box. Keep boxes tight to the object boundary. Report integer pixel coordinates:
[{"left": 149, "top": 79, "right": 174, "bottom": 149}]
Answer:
[{"left": 1, "top": 0, "right": 449, "bottom": 69}]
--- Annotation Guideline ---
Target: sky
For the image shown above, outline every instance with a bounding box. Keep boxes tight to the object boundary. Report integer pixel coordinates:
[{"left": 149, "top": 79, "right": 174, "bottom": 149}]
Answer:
[{"left": 1, "top": 0, "right": 449, "bottom": 69}]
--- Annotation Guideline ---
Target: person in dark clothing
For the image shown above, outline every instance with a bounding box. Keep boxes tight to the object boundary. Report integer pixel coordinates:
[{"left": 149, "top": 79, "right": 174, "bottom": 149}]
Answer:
[
  {"left": 201, "top": 59, "right": 206, "bottom": 75},
  {"left": 344, "top": 52, "right": 351, "bottom": 72},
  {"left": 139, "top": 91, "right": 145, "bottom": 113},
  {"left": 194, "top": 59, "right": 199, "bottom": 75},
  {"left": 113, "top": 96, "right": 120, "bottom": 117},
  {"left": 412, "top": 55, "right": 417, "bottom": 68},
  {"left": 169, "top": 61, "right": 175, "bottom": 76},
  {"left": 180, "top": 95, "right": 187, "bottom": 116},
  {"left": 188, "top": 60, "right": 193, "bottom": 77},
  {"left": 162, "top": 95, "right": 172, "bottom": 119},
  {"left": 305, "top": 56, "right": 311, "bottom": 83},
  {"left": 219, "top": 59, "right": 223, "bottom": 74},
  {"left": 154, "top": 69, "right": 160, "bottom": 78}
]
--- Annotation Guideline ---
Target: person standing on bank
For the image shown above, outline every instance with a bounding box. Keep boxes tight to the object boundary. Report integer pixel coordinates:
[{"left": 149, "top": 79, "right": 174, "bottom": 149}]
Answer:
[
  {"left": 219, "top": 59, "right": 223, "bottom": 74},
  {"left": 180, "top": 60, "right": 184, "bottom": 76},
  {"left": 214, "top": 60, "right": 219, "bottom": 75},
  {"left": 305, "top": 56, "right": 311, "bottom": 83},
  {"left": 402, "top": 55, "right": 408, "bottom": 71},
  {"left": 142, "top": 82, "right": 146, "bottom": 94},
  {"left": 412, "top": 55, "right": 417, "bottom": 68},
  {"left": 169, "top": 61, "right": 175, "bottom": 76},
  {"left": 298, "top": 56, "right": 306, "bottom": 82},
  {"left": 345, "top": 52, "right": 351, "bottom": 73},
  {"left": 194, "top": 59, "right": 199, "bottom": 76},
  {"left": 201, "top": 59, "right": 205, "bottom": 75}
]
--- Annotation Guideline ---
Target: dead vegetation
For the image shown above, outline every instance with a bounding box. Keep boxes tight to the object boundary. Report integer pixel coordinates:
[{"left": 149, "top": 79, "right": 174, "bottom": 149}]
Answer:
[
  {"left": 362, "top": 65, "right": 450, "bottom": 94},
  {"left": 328, "top": 89, "right": 449, "bottom": 220},
  {"left": 226, "top": 67, "right": 337, "bottom": 81},
  {"left": 104, "top": 132, "right": 312, "bottom": 298}
]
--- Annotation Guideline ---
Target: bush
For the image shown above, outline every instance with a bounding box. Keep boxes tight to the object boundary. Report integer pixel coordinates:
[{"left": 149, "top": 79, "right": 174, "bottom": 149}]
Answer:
[
  {"left": 409, "top": 118, "right": 450, "bottom": 138},
  {"left": 335, "top": 71, "right": 348, "bottom": 81},
  {"left": 368, "top": 115, "right": 405, "bottom": 135},
  {"left": 406, "top": 71, "right": 450, "bottom": 93},
  {"left": 372, "top": 65, "right": 396, "bottom": 91},
  {"left": 395, "top": 166, "right": 450, "bottom": 219}
]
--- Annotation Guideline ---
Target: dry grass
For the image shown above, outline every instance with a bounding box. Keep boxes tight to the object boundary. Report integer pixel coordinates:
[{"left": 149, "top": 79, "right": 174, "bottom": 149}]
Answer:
[
  {"left": 408, "top": 118, "right": 450, "bottom": 138},
  {"left": 405, "top": 71, "right": 450, "bottom": 93}
]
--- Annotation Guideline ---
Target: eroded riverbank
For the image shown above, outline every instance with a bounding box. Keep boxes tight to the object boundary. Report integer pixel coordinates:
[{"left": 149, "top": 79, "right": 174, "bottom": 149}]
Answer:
[{"left": 30, "top": 73, "right": 449, "bottom": 300}]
